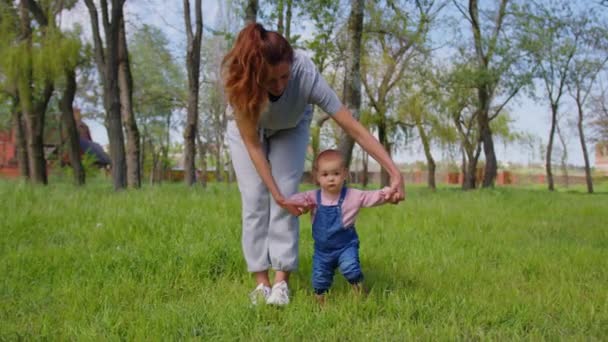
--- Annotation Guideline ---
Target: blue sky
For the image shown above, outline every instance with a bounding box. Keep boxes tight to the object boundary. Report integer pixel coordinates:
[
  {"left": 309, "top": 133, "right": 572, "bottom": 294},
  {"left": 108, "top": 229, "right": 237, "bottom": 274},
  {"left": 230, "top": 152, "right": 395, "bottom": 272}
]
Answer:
[{"left": 62, "top": 0, "right": 602, "bottom": 167}]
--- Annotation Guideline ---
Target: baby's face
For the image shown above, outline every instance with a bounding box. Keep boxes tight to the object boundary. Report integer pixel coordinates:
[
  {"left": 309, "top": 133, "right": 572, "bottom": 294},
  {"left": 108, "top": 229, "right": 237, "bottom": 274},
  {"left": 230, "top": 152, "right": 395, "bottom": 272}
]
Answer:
[{"left": 315, "top": 158, "right": 347, "bottom": 194}]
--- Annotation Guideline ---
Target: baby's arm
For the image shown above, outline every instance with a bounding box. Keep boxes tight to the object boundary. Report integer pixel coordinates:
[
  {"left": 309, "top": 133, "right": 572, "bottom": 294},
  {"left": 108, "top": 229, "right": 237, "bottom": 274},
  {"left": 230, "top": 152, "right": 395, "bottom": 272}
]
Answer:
[{"left": 357, "top": 187, "right": 393, "bottom": 208}]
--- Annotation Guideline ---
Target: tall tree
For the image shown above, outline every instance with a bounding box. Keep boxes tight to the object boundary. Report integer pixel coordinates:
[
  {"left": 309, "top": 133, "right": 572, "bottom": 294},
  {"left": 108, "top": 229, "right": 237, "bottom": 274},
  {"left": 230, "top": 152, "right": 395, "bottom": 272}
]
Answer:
[
  {"left": 362, "top": 0, "right": 440, "bottom": 186},
  {"left": 54, "top": 6, "right": 87, "bottom": 186},
  {"left": 183, "top": 0, "right": 203, "bottom": 186},
  {"left": 200, "top": 34, "right": 229, "bottom": 183},
  {"left": 0, "top": 1, "right": 29, "bottom": 178},
  {"left": 59, "top": 59, "right": 85, "bottom": 186},
  {"left": 453, "top": 0, "right": 530, "bottom": 188},
  {"left": 401, "top": 65, "right": 458, "bottom": 191},
  {"left": 519, "top": 1, "right": 582, "bottom": 191},
  {"left": 443, "top": 62, "right": 480, "bottom": 189},
  {"left": 591, "top": 77, "right": 608, "bottom": 142},
  {"left": 118, "top": 16, "right": 141, "bottom": 188},
  {"left": 17, "top": 0, "right": 54, "bottom": 184},
  {"left": 566, "top": 17, "right": 608, "bottom": 194},
  {"left": 300, "top": 0, "right": 341, "bottom": 160},
  {"left": 336, "top": 0, "right": 364, "bottom": 169},
  {"left": 130, "top": 24, "right": 185, "bottom": 185},
  {"left": 84, "top": 0, "right": 128, "bottom": 190}
]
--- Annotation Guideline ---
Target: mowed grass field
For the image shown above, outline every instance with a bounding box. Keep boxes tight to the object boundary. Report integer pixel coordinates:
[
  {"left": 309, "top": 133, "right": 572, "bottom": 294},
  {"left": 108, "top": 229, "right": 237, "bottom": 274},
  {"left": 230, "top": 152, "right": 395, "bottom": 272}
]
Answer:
[{"left": 1, "top": 179, "right": 607, "bottom": 340}]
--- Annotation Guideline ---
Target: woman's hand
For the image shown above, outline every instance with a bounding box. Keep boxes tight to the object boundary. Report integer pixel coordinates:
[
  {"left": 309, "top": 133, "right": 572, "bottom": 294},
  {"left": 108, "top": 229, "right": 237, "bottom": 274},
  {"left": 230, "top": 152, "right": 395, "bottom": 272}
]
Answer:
[
  {"left": 388, "top": 172, "right": 406, "bottom": 204},
  {"left": 332, "top": 107, "right": 405, "bottom": 204},
  {"left": 275, "top": 196, "right": 312, "bottom": 216}
]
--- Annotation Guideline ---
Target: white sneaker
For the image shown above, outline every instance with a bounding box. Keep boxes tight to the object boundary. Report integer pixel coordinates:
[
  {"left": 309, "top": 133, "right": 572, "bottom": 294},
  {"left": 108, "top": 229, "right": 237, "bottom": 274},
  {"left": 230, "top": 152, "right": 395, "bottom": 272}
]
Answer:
[
  {"left": 249, "top": 283, "right": 271, "bottom": 305},
  {"left": 266, "top": 281, "right": 290, "bottom": 306}
]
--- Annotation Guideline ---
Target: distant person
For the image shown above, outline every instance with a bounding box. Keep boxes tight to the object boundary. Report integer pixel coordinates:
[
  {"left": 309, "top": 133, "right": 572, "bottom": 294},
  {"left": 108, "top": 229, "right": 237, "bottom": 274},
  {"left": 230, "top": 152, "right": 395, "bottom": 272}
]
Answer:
[
  {"left": 290, "top": 150, "right": 394, "bottom": 303},
  {"left": 222, "top": 22, "right": 405, "bottom": 306}
]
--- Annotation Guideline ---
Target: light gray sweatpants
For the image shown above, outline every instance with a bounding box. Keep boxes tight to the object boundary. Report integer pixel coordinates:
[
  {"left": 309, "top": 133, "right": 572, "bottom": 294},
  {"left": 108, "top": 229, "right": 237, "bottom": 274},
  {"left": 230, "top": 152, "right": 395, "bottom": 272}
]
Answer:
[{"left": 227, "top": 109, "right": 312, "bottom": 272}]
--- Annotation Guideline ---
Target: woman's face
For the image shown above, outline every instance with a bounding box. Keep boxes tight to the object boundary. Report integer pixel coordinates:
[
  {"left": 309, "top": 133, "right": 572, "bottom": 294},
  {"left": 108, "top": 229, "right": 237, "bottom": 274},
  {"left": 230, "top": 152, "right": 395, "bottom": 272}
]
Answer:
[{"left": 260, "top": 62, "right": 291, "bottom": 97}]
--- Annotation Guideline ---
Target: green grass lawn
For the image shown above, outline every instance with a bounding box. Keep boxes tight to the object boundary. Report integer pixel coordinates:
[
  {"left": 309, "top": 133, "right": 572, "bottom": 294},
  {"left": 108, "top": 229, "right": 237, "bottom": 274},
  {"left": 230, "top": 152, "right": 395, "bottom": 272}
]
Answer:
[{"left": 1, "top": 180, "right": 607, "bottom": 340}]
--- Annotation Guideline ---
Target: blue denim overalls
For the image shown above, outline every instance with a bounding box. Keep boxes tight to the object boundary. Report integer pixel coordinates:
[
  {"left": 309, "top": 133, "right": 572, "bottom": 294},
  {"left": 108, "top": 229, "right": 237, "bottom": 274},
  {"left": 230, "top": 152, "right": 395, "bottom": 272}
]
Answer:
[{"left": 312, "top": 186, "right": 363, "bottom": 294}]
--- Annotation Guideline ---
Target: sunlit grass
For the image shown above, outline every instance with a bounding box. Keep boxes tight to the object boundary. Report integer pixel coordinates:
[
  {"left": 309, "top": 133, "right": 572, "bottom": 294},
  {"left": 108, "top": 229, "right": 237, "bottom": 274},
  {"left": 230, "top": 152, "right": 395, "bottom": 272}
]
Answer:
[{"left": 1, "top": 180, "right": 606, "bottom": 339}]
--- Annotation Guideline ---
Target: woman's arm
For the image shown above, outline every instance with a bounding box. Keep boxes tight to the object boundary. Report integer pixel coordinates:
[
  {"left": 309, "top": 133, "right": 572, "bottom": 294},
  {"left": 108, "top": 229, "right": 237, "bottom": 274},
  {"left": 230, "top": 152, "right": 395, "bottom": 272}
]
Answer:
[
  {"left": 235, "top": 117, "right": 307, "bottom": 215},
  {"left": 331, "top": 106, "right": 405, "bottom": 203}
]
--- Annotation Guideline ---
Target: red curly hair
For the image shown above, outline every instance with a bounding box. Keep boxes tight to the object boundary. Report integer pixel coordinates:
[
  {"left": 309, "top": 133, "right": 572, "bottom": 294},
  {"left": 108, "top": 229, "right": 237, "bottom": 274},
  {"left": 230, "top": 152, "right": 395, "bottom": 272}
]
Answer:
[{"left": 222, "top": 23, "right": 294, "bottom": 127}]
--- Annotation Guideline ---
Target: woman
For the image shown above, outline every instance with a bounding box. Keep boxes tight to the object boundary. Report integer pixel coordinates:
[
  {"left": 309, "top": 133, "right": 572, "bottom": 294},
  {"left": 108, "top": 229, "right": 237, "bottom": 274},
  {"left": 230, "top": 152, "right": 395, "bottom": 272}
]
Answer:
[{"left": 223, "top": 23, "right": 405, "bottom": 306}]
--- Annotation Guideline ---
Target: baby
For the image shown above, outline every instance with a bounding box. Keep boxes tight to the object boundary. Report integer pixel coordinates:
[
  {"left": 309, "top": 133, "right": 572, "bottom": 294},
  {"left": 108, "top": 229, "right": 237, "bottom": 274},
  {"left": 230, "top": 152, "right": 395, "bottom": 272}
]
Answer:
[{"left": 290, "top": 149, "right": 394, "bottom": 302}]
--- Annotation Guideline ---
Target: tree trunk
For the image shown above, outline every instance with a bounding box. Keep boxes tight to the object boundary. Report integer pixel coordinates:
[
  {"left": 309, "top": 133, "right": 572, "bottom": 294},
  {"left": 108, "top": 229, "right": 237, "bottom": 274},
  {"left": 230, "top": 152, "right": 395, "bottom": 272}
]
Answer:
[
  {"left": 378, "top": 119, "right": 390, "bottom": 187},
  {"left": 285, "top": 0, "right": 292, "bottom": 41},
  {"left": 197, "top": 135, "right": 207, "bottom": 188},
  {"left": 480, "top": 114, "right": 497, "bottom": 188},
  {"left": 118, "top": 16, "right": 141, "bottom": 188},
  {"left": 337, "top": 0, "right": 364, "bottom": 168},
  {"left": 277, "top": 0, "right": 284, "bottom": 34},
  {"left": 468, "top": 0, "right": 507, "bottom": 189},
  {"left": 556, "top": 120, "right": 569, "bottom": 188},
  {"left": 106, "top": 6, "right": 127, "bottom": 191},
  {"left": 22, "top": 82, "right": 53, "bottom": 185},
  {"left": 163, "top": 113, "right": 171, "bottom": 181},
  {"left": 84, "top": 0, "right": 128, "bottom": 190},
  {"left": 453, "top": 113, "right": 478, "bottom": 190},
  {"left": 140, "top": 122, "right": 146, "bottom": 179},
  {"left": 60, "top": 68, "right": 85, "bottom": 186},
  {"left": 416, "top": 120, "right": 435, "bottom": 191},
  {"left": 546, "top": 104, "right": 557, "bottom": 191},
  {"left": 11, "top": 99, "right": 29, "bottom": 179},
  {"left": 183, "top": 0, "right": 203, "bottom": 186},
  {"left": 362, "top": 151, "right": 369, "bottom": 188},
  {"left": 18, "top": 1, "right": 48, "bottom": 185},
  {"left": 576, "top": 100, "right": 593, "bottom": 193},
  {"left": 462, "top": 143, "right": 481, "bottom": 190},
  {"left": 463, "top": 157, "right": 477, "bottom": 190},
  {"left": 215, "top": 146, "right": 223, "bottom": 182},
  {"left": 245, "top": 0, "right": 258, "bottom": 24},
  {"left": 312, "top": 114, "right": 330, "bottom": 160},
  {"left": 13, "top": 112, "right": 30, "bottom": 179},
  {"left": 151, "top": 143, "right": 160, "bottom": 184}
]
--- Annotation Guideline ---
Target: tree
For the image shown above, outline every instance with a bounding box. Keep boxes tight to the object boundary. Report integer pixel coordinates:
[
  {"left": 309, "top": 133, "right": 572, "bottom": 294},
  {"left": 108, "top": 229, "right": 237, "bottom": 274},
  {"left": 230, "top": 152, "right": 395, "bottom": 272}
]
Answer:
[
  {"left": 118, "top": 14, "right": 141, "bottom": 188},
  {"left": 183, "top": 0, "right": 203, "bottom": 186},
  {"left": 336, "top": 0, "right": 364, "bottom": 169},
  {"left": 442, "top": 62, "right": 481, "bottom": 189},
  {"left": 406, "top": 91, "right": 438, "bottom": 189},
  {"left": 519, "top": 1, "right": 584, "bottom": 191},
  {"left": 57, "top": 29, "right": 86, "bottom": 186},
  {"left": 0, "top": 0, "right": 29, "bottom": 179},
  {"left": 200, "top": 34, "right": 229, "bottom": 183},
  {"left": 299, "top": 0, "right": 341, "bottom": 160},
  {"left": 453, "top": 0, "right": 531, "bottom": 188},
  {"left": 400, "top": 65, "right": 458, "bottom": 191},
  {"left": 361, "top": 0, "right": 441, "bottom": 186},
  {"left": 84, "top": 0, "right": 128, "bottom": 190},
  {"left": 566, "top": 18, "right": 608, "bottom": 193},
  {"left": 129, "top": 25, "right": 185, "bottom": 184},
  {"left": 591, "top": 76, "right": 608, "bottom": 142},
  {"left": 15, "top": 0, "right": 55, "bottom": 184}
]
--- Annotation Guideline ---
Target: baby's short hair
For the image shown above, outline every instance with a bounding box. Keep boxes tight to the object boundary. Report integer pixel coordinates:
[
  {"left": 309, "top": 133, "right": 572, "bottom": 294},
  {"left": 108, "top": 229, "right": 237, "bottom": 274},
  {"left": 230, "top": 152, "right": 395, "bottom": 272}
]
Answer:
[{"left": 313, "top": 149, "right": 346, "bottom": 171}]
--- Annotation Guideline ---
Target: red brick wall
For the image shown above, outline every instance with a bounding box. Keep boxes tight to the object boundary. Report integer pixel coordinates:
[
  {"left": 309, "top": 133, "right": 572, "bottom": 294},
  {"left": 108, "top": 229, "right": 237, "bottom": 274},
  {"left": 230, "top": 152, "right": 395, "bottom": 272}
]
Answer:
[{"left": 0, "top": 129, "right": 16, "bottom": 166}]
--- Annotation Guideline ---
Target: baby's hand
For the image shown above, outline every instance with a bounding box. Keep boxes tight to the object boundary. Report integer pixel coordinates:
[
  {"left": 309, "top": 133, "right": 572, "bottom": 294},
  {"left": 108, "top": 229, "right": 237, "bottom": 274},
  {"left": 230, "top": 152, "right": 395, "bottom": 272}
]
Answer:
[
  {"left": 297, "top": 198, "right": 316, "bottom": 214},
  {"left": 381, "top": 186, "right": 393, "bottom": 201},
  {"left": 288, "top": 198, "right": 315, "bottom": 215}
]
